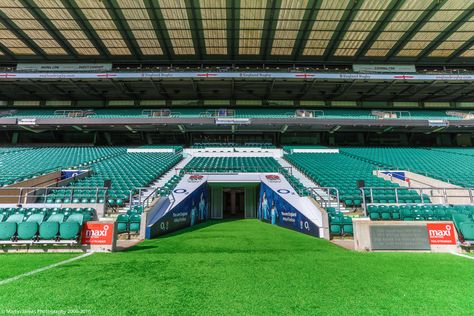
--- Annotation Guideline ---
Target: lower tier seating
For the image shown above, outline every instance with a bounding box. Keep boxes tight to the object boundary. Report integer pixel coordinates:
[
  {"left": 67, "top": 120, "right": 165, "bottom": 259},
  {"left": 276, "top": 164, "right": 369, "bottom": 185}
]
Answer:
[
  {"left": 340, "top": 147, "right": 474, "bottom": 187},
  {"left": 326, "top": 207, "right": 353, "bottom": 236},
  {"left": 284, "top": 152, "right": 421, "bottom": 207},
  {"left": 367, "top": 204, "right": 474, "bottom": 241},
  {"left": 47, "top": 152, "right": 182, "bottom": 205},
  {"left": 0, "top": 207, "right": 94, "bottom": 242}
]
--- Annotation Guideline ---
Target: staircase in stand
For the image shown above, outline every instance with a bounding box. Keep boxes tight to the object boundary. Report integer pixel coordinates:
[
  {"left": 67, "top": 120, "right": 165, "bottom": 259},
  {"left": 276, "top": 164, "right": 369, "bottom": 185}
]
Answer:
[{"left": 276, "top": 157, "right": 350, "bottom": 213}]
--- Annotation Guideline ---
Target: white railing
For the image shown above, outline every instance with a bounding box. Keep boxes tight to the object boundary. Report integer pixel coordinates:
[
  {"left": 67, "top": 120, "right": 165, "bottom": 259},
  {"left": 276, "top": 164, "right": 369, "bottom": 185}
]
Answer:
[
  {"left": 360, "top": 186, "right": 474, "bottom": 215},
  {"left": 309, "top": 187, "right": 340, "bottom": 212}
]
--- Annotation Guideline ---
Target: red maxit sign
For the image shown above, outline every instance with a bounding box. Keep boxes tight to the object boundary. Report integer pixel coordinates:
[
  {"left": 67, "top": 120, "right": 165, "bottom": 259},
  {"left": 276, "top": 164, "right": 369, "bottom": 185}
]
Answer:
[
  {"left": 426, "top": 223, "right": 456, "bottom": 245},
  {"left": 81, "top": 222, "right": 114, "bottom": 245}
]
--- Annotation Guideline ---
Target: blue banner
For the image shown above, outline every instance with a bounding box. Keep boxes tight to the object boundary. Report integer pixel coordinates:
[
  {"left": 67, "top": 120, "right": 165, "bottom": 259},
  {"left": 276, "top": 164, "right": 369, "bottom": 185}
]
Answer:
[
  {"left": 382, "top": 171, "right": 406, "bottom": 181},
  {"left": 146, "top": 183, "right": 208, "bottom": 238},
  {"left": 258, "top": 182, "right": 319, "bottom": 237},
  {"left": 61, "top": 169, "right": 87, "bottom": 180}
]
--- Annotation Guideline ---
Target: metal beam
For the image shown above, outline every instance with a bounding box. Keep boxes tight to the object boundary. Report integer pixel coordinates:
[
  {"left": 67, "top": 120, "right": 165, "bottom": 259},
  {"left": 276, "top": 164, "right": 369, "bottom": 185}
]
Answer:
[
  {"left": 448, "top": 37, "right": 474, "bottom": 61},
  {"left": 292, "top": 0, "right": 320, "bottom": 59},
  {"left": 148, "top": 0, "right": 172, "bottom": 59},
  {"left": 0, "top": 9, "right": 47, "bottom": 59},
  {"left": 417, "top": 5, "right": 474, "bottom": 60},
  {"left": 386, "top": 0, "right": 445, "bottom": 60},
  {"left": 323, "top": 0, "right": 361, "bottom": 61},
  {"left": 185, "top": 0, "right": 204, "bottom": 60},
  {"left": 355, "top": 0, "right": 402, "bottom": 60},
  {"left": 21, "top": 0, "right": 77, "bottom": 58},
  {"left": 227, "top": 0, "right": 238, "bottom": 61},
  {"left": 64, "top": 0, "right": 110, "bottom": 58},
  {"left": 261, "top": 0, "right": 280, "bottom": 60},
  {"left": 106, "top": 0, "right": 142, "bottom": 58}
]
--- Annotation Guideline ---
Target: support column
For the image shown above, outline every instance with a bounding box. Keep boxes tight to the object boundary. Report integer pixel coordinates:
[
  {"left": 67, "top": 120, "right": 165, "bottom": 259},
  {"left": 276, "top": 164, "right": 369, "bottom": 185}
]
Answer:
[{"left": 230, "top": 190, "right": 236, "bottom": 215}]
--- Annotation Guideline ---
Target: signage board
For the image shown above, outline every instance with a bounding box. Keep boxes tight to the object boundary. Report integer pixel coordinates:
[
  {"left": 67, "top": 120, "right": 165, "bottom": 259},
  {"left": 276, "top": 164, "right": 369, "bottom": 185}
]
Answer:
[
  {"left": 353, "top": 64, "right": 416, "bottom": 73},
  {"left": 81, "top": 222, "right": 114, "bottom": 245},
  {"left": 17, "top": 63, "right": 112, "bottom": 72},
  {"left": 370, "top": 225, "right": 430, "bottom": 250},
  {"left": 427, "top": 223, "right": 456, "bottom": 245}
]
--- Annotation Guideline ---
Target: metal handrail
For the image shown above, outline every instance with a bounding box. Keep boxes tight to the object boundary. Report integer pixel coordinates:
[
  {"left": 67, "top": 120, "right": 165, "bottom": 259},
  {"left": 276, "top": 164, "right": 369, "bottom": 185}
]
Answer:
[
  {"left": 360, "top": 186, "right": 474, "bottom": 216},
  {"left": 308, "top": 187, "right": 340, "bottom": 212},
  {"left": 0, "top": 186, "right": 108, "bottom": 205},
  {"left": 375, "top": 167, "right": 468, "bottom": 187}
]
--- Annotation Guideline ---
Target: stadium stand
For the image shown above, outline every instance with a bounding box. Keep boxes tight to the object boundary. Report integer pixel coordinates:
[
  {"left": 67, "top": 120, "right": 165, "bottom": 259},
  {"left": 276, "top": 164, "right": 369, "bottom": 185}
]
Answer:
[
  {"left": 339, "top": 147, "right": 474, "bottom": 187},
  {"left": 2, "top": 108, "right": 473, "bottom": 121},
  {"left": 0, "top": 207, "right": 94, "bottom": 242},
  {"left": 46, "top": 152, "right": 182, "bottom": 205},
  {"left": 183, "top": 157, "right": 281, "bottom": 173},
  {"left": 0, "top": 147, "right": 124, "bottom": 187},
  {"left": 284, "top": 152, "right": 420, "bottom": 207}
]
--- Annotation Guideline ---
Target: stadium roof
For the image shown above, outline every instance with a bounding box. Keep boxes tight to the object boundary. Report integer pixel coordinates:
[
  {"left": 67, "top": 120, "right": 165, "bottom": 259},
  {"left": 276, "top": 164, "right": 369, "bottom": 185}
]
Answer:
[{"left": 0, "top": 0, "right": 472, "bottom": 65}]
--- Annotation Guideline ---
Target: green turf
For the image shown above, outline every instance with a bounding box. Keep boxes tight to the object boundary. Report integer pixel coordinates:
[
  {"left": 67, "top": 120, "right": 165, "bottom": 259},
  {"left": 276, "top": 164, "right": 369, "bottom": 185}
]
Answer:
[{"left": 0, "top": 220, "right": 473, "bottom": 315}]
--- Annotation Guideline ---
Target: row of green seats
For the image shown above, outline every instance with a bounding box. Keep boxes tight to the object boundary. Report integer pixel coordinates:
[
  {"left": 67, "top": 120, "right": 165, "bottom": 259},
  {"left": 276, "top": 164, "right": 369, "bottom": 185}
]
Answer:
[
  {"left": 116, "top": 214, "right": 141, "bottom": 234},
  {"left": 7, "top": 109, "right": 469, "bottom": 120},
  {"left": 284, "top": 152, "right": 403, "bottom": 207},
  {"left": 0, "top": 212, "right": 85, "bottom": 241},
  {"left": 367, "top": 204, "right": 474, "bottom": 240},
  {"left": 49, "top": 152, "right": 182, "bottom": 204},
  {"left": 326, "top": 207, "right": 353, "bottom": 236},
  {"left": 184, "top": 156, "right": 281, "bottom": 173},
  {"left": 0, "top": 207, "right": 95, "bottom": 222},
  {"left": 0, "top": 146, "right": 125, "bottom": 186}
]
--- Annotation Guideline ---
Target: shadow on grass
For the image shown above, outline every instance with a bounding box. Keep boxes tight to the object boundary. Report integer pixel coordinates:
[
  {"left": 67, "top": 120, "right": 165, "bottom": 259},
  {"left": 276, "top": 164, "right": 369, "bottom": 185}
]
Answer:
[{"left": 123, "top": 219, "right": 247, "bottom": 253}]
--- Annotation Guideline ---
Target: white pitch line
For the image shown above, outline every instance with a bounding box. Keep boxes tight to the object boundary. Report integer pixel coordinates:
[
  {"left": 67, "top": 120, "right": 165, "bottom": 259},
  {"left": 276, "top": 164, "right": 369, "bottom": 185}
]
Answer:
[
  {"left": 451, "top": 252, "right": 474, "bottom": 260},
  {"left": 0, "top": 251, "right": 94, "bottom": 286}
]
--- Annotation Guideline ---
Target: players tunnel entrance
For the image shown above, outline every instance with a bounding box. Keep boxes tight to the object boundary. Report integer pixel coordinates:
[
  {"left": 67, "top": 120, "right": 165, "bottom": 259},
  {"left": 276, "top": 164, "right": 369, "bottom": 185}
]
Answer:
[{"left": 208, "top": 183, "right": 259, "bottom": 219}]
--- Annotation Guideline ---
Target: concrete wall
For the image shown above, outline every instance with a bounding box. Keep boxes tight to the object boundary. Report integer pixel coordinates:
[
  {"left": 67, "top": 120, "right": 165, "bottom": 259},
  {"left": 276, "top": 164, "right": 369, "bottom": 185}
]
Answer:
[{"left": 353, "top": 218, "right": 459, "bottom": 253}]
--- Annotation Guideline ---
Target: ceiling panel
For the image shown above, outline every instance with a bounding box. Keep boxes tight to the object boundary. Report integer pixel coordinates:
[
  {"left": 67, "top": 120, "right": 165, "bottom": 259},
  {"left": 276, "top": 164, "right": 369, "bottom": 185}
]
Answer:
[
  {"left": 0, "top": 0, "right": 470, "bottom": 64},
  {"left": 75, "top": 0, "right": 131, "bottom": 55}
]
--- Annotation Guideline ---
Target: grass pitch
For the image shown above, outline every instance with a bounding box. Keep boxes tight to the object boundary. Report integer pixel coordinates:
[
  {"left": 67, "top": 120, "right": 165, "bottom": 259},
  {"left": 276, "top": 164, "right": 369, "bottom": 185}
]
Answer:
[{"left": 0, "top": 219, "right": 473, "bottom": 315}]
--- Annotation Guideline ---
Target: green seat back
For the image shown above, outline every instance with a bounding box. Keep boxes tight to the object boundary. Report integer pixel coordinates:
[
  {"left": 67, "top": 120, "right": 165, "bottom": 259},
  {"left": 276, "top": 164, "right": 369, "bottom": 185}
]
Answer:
[
  {"left": 6, "top": 214, "right": 24, "bottom": 224},
  {"left": 17, "top": 222, "right": 38, "bottom": 240},
  {"left": 39, "top": 222, "right": 60, "bottom": 240},
  {"left": 460, "top": 222, "right": 474, "bottom": 240},
  {"left": 47, "top": 213, "right": 65, "bottom": 223},
  {"left": 27, "top": 213, "right": 45, "bottom": 224},
  {"left": 0, "top": 222, "right": 16, "bottom": 240},
  {"left": 59, "top": 222, "right": 80, "bottom": 240},
  {"left": 66, "top": 213, "right": 84, "bottom": 224}
]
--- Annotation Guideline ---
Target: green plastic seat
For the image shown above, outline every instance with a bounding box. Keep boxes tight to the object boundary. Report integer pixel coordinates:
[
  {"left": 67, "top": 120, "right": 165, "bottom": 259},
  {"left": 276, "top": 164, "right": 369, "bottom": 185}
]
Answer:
[
  {"left": 460, "top": 222, "right": 474, "bottom": 240},
  {"left": 17, "top": 222, "right": 39, "bottom": 240},
  {"left": 6, "top": 214, "right": 24, "bottom": 224},
  {"left": 39, "top": 222, "right": 60, "bottom": 240},
  {"left": 47, "top": 213, "right": 65, "bottom": 223},
  {"left": 117, "top": 214, "right": 129, "bottom": 233},
  {"left": 0, "top": 222, "right": 16, "bottom": 240},
  {"left": 67, "top": 213, "right": 84, "bottom": 225},
  {"left": 59, "top": 222, "right": 80, "bottom": 240},
  {"left": 330, "top": 224, "right": 341, "bottom": 235},
  {"left": 129, "top": 214, "right": 141, "bottom": 232}
]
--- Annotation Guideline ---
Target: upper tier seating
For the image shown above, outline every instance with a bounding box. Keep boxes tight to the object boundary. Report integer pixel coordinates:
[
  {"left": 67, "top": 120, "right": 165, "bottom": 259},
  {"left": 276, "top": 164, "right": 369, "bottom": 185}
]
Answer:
[
  {"left": 2, "top": 108, "right": 472, "bottom": 120},
  {"left": 284, "top": 153, "right": 423, "bottom": 207},
  {"left": 192, "top": 142, "right": 275, "bottom": 148},
  {"left": 340, "top": 147, "right": 474, "bottom": 187},
  {"left": 0, "top": 147, "right": 124, "bottom": 187}
]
